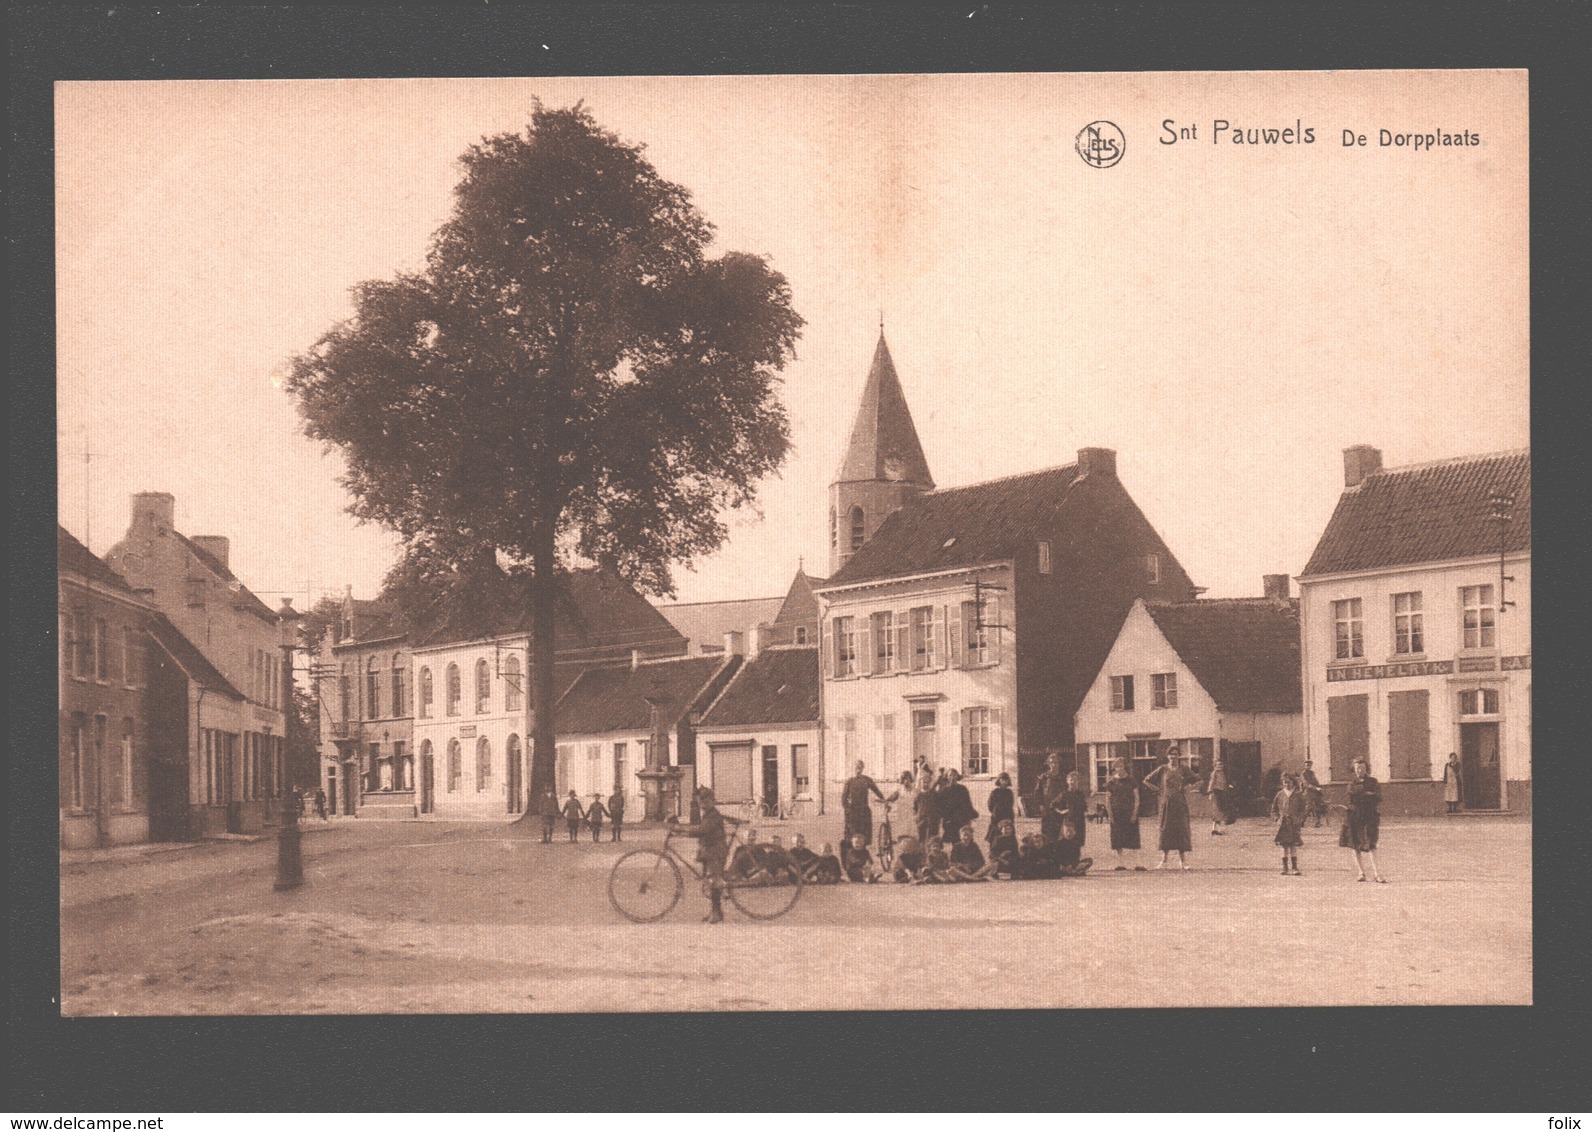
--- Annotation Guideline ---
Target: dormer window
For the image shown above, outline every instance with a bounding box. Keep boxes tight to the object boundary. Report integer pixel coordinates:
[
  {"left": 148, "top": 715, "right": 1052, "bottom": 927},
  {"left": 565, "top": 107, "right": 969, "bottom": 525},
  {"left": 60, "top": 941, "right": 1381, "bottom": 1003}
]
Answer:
[{"left": 1038, "top": 540, "right": 1052, "bottom": 575}]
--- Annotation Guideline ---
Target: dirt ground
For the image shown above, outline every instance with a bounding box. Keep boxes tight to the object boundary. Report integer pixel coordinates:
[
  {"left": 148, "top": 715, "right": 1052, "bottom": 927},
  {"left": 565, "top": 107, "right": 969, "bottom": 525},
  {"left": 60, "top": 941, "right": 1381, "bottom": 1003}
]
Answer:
[{"left": 59, "top": 812, "right": 1531, "bottom": 1014}]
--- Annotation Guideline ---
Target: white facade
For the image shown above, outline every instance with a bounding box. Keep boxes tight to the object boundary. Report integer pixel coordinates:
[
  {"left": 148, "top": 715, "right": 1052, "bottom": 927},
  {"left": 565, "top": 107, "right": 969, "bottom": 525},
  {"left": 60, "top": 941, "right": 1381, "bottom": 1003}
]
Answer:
[
  {"left": 553, "top": 731, "right": 649, "bottom": 818},
  {"left": 410, "top": 636, "right": 533, "bottom": 820},
  {"left": 1075, "top": 600, "right": 1304, "bottom": 794},
  {"left": 693, "top": 721, "right": 825, "bottom": 814},
  {"left": 820, "top": 564, "right": 1016, "bottom": 792},
  {"left": 1299, "top": 552, "right": 1531, "bottom": 810}
]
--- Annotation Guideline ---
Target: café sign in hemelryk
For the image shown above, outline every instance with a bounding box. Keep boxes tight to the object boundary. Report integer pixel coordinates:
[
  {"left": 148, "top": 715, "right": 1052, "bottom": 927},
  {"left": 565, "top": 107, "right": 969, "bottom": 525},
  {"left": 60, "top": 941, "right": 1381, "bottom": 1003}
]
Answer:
[{"left": 1327, "top": 655, "right": 1531, "bottom": 682}]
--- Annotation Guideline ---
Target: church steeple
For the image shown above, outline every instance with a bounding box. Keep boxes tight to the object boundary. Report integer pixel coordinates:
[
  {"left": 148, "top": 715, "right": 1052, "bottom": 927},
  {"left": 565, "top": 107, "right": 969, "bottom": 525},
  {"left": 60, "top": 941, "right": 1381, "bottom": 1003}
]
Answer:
[{"left": 829, "top": 332, "right": 935, "bottom": 573}]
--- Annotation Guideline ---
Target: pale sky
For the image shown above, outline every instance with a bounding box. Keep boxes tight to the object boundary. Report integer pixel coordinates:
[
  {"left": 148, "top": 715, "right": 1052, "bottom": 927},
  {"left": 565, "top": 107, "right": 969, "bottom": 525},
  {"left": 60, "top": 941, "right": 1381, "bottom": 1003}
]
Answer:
[{"left": 56, "top": 70, "right": 1528, "bottom": 608}]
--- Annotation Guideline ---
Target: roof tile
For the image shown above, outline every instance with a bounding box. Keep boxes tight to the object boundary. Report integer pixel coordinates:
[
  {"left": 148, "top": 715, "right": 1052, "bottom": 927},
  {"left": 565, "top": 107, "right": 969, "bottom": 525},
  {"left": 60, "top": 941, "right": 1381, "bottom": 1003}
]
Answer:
[{"left": 1143, "top": 599, "right": 1302, "bottom": 714}]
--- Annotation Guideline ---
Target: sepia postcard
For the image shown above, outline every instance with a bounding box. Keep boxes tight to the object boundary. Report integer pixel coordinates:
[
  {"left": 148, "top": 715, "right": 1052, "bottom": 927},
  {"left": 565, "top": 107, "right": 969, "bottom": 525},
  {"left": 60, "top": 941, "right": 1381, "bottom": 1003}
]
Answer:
[{"left": 55, "top": 68, "right": 1529, "bottom": 1016}]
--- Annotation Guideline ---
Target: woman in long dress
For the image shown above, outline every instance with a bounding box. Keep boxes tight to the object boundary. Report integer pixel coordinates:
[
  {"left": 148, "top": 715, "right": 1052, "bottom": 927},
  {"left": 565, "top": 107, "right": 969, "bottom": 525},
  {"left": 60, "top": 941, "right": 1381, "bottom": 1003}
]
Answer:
[
  {"left": 1442, "top": 752, "right": 1464, "bottom": 815},
  {"left": 1338, "top": 756, "right": 1387, "bottom": 882},
  {"left": 1142, "top": 745, "right": 1194, "bottom": 870},
  {"left": 1105, "top": 756, "right": 1144, "bottom": 871},
  {"left": 1206, "top": 756, "right": 1235, "bottom": 835}
]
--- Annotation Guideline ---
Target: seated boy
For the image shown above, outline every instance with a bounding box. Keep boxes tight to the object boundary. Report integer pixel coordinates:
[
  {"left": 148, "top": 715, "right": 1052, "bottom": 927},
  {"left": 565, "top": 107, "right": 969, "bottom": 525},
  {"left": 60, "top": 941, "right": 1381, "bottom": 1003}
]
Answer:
[
  {"left": 988, "top": 820, "right": 1020, "bottom": 879},
  {"left": 948, "top": 825, "right": 996, "bottom": 881},
  {"left": 841, "top": 832, "right": 881, "bottom": 883},
  {"left": 1018, "top": 833, "right": 1062, "bottom": 880},
  {"left": 891, "top": 833, "right": 925, "bottom": 883},
  {"left": 809, "top": 842, "right": 843, "bottom": 885},
  {"left": 728, "top": 829, "right": 771, "bottom": 881},
  {"left": 787, "top": 832, "right": 819, "bottom": 876},
  {"left": 913, "top": 838, "right": 953, "bottom": 884}
]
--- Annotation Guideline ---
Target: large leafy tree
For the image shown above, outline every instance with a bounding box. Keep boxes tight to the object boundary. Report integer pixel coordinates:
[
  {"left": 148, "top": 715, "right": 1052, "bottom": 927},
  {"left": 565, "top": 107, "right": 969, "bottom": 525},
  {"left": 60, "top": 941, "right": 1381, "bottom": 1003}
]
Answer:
[{"left": 287, "top": 104, "right": 803, "bottom": 804}]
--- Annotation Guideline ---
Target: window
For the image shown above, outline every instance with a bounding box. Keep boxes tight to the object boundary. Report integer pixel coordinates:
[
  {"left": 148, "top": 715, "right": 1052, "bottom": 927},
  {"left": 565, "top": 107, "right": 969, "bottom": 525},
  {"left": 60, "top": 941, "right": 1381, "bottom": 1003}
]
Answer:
[
  {"left": 833, "top": 616, "right": 857, "bottom": 677},
  {"left": 447, "top": 739, "right": 462, "bottom": 792},
  {"left": 475, "top": 658, "right": 491, "bottom": 713},
  {"left": 613, "top": 743, "right": 628, "bottom": 794},
  {"left": 68, "top": 715, "right": 86, "bottom": 810},
  {"left": 339, "top": 665, "right": 352, "bottom": 722},
  {"left": 504, "top": 654, "right": 522, "bottom": 711},
  {"left": 185, "top": 576, "right": 206, "bottom": 608},
  {"left": 366, "top": 656, "right": 381, "bottom": 719},
  {"left": 393, "top": 740, "right": 409, "bottom": 791},
  {"left": 418, "top": 667, "right": 433, "bottom": 717},
  {"left": 794, "top": 626, "right": 809, "bottom": 645},
  {"left": 829, "top": 507, "right": 837, "bottom": 551},
  {"left": 912, "top": 708, "right": 938, "bottom": 767},
  {"left": 962, "top": 707, "right": 996, "bottom": 775},
  {"left": 1392, "top": 592, "right": 1424, "bottom": 655},
  {"left": 445, "top": 663, "right": 461, "bottom": 715},
  {"left": 871, "top": 611, "right": 896, "bottom": 672},
  {"left": 476, "top": 737, "right": 492, "bottom": 791},
  {"left": 94, "top": 618, "right": 109, "bottom": 680},
  {"left": 118, "top": 719, "right": 135, "bottom": 808},
  {"left": 1461, "top": 585, "right": 1496, "bottom": 649},
  {"left": 1152, "top": 672, "right": 1178, "bottom": 709},
  {"left": 960, "top": 597, "right": 999, "bottom": 666},
  {"left": 837, "top": 715, "right": 857, "bottom": 762},
  {"left": 792, "top": 744, "right": 811, "bottom": 791},
  {"left": 74, "top": 609, "right": 91, "bottom": 677},
  {"left": 367, "top": 742, "right": 382, "bottom": 793},
  {"left": 556, "top": 745, "right": 572, "bottom": 795},
  {"left": 391, "top": 656, "right": 406, "bottom": 717},
  {"left": 1038, "top": 540, "right": 1052, "bottom": 575},
  {"left": 849, "top": 506, "right": 866, "bottom": 552},
  {"left": 61, "top": 612, "right": 75, "bottom": 678},
  {"left": 93, "top": 716, "right": 107, "bottom": 806},
  {"left": 1458, "top": 688, "right": 1500, "bottom": 716},
  {"left": 1146, "top": 554, "right": 1161, "bottom": 584},
  {"left": 875, "top": 713, "right": 896, "bottom": 766},
  {"left": 910, "top": 606, "right": 938, "bottom": 670},
  {"left": 1332, "top": 598, "right": 1364, "bottom": 660},
  {"left": 1111, "top": 675, "right": 1135, "bottom": 711}
]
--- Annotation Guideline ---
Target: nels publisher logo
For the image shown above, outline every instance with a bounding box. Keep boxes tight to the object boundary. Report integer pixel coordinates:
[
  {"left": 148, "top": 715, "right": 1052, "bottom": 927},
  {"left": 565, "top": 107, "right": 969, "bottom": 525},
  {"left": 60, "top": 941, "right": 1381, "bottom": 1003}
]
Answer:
[{"left": 1076, "top": 120, "right": 1125, "bottom": 168}]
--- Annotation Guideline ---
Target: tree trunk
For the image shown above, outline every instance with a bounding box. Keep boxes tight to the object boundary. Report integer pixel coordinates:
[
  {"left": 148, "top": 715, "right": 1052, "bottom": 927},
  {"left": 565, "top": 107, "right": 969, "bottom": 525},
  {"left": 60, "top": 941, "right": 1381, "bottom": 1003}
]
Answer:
[{"left": 524, "top": 522, "right": 560, "bottom": 811}]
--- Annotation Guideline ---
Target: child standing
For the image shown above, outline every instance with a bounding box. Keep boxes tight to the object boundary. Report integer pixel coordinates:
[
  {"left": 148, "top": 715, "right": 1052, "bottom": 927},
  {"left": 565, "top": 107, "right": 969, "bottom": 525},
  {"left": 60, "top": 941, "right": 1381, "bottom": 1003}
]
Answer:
[
  {"left": 562, "top": 790, "right": 585, "bottom": 842},
  {"left": 586, "top": 793, "right": 608, "bottom": 842},
  {"left": 1272, "top": 772, "right": 1307, "bottom": 875}
]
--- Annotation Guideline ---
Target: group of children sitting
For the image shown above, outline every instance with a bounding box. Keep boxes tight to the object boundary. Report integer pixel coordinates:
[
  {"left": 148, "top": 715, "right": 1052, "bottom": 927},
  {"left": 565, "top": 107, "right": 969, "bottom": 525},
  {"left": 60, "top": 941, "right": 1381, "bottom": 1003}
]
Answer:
[{"left": 730, "top": 822, "right": 1093, "bottom": 886}]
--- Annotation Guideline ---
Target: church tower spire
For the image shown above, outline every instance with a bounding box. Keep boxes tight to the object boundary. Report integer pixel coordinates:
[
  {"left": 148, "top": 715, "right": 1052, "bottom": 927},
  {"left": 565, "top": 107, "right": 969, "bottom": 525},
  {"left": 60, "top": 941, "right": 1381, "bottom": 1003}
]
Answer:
[{"left": 829, "top": 331, "right": 935, "bottom": 574}]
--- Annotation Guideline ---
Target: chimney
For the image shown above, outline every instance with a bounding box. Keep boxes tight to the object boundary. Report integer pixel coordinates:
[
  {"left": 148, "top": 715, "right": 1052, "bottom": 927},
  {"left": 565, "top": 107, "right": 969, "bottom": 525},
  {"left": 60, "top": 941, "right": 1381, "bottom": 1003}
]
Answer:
[
  {"left": 132, "top": 491, "right": 175, "bottom": 533},
  {"left": 723, "top": 630, "right": 745, "bottom": 657},
  {"left": 750, "top": 624, "right": 773, "bottom": 657},
  {"left": 1343, "top": 445, "right": 1383, "bottom": 488},
  {"left": 1262, "top": 574, "right": 1291, "bottom": 600},
  {"left": 191, "top": 536, "right": 230, "bottom": 571},
  {"left": 631, "top": 648, "right": 643, "bottom": 671},
  {"left": 1077, "top": 447, "right": 1117, "bottom": 478}
]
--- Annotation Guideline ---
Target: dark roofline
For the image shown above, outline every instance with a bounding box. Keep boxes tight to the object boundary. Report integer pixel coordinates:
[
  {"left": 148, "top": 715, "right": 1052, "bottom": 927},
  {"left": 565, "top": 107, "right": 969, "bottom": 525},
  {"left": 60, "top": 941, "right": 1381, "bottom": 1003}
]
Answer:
[{"left": 147, "top": 613, "right": 246, "bottom": 699}]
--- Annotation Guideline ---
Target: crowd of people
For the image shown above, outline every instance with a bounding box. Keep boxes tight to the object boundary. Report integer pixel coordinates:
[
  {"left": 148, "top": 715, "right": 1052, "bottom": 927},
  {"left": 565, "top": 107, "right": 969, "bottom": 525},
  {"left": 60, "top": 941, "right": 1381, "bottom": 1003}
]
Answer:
[{"left": 731, "top": 746, "right": 1390, "bottom": 886}]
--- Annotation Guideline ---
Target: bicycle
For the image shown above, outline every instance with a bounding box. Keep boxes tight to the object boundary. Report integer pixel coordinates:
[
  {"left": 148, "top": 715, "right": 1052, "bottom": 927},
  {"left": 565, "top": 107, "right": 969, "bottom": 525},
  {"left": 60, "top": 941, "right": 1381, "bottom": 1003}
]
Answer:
[
  {"left": 875, "top": 802, "right": 896, "bottom": 873},
  {"left": 607, "top": 819, "right": 804, "bottom": 923}
]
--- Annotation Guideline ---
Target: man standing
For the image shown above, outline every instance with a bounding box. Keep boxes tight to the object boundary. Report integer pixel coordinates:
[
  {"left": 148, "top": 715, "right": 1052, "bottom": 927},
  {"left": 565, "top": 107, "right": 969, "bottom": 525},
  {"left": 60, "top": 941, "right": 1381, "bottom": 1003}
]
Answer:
[
  {"left": 1036, "top": 752, "right": 1069, "bottom": 844},
  {"left": 841, "top": 760, "right": 886, "bottom": 852},
  {"left": 669, "top": 786, "right": 737, "bottom": 923},
  {"left": 608, "top": 787, "right": 626, "bottom": 841},
  {"left": 537, "top": 786, "right": 560, "bottom": 843},
  {"left": 313, "top": 787, "right": 328, "bottom": 821},
  {"left": 938, "top": 768, "right": 978, "bottom": 846}
]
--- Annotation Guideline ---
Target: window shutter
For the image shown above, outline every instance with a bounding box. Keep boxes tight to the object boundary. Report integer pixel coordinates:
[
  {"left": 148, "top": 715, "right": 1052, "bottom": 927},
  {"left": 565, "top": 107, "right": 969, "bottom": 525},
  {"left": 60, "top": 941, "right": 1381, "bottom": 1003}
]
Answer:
[
  {"left": 959, "top": 708, "right": 970, "bottom": 768},
  {"left": 895, "top": 615, "right": 909, "bottom": 668},
  {"left": 948, "top": 602, "right": 964, "bottom": 668},
  {"left": 989, "top": 596, "right": 1003, "bottom": 665},
  {"left": 933, "top": 606, "right": 948, "bottom": 669},
  {"left": 991, "top": 707, "right": 1005, "bottom": 767},
  {"left": 858, "top": 621, "right": 873, "bottom": 676},
  {"left": 822, "top": 622, "right": 833, "bottom": 677}
]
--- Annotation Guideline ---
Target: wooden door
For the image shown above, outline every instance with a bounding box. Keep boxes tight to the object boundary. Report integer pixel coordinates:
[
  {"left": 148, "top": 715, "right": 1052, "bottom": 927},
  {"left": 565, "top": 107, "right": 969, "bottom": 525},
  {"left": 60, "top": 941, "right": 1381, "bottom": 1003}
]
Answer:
[
  {"left": 1327, "top": 694, "right": 1370, "bottom": 782},
  {"left": 419, "top": 747, "right": 434, "bottom": 814},
  {"left": 1460, "top": 723, "right": 1501, "bottom": 809}
]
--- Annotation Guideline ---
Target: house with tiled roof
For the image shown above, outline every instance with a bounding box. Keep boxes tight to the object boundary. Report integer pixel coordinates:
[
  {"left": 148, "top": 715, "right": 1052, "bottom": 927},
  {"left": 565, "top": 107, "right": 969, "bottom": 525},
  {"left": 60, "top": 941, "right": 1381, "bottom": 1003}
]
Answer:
[
  {"left": 1074, "top": 578, "right": 1304, "bottom": 815},
  {"left": 815, "top": 335, "right": 1198, "bottom": 797},
  {"left": 1297, "top": 446, "right": 1530, "bottom": 814},
  {"left": 406, "top": 568, "right": 687, "bottom": 821},
  {"left": 103, "top": 494, "right": 291, "bottom": 836},
  {"left": 655, "top": 594, "right": 784, "bottom": 654},
  {"left": 553, "top": 649, "right": 742, "bottom": 818},
  {"left": 694, "top": 643, "right": 823, "bottom": 814}
]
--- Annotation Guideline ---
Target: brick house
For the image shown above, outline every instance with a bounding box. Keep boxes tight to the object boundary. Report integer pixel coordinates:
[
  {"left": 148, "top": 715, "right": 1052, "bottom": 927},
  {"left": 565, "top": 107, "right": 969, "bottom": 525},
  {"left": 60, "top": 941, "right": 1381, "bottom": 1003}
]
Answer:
[
  {"left": 1298, "top": 447, "right": 1530, "bottom": 815},
  {"left": 816, "top": 334, "right": 1198, "bottom": 798},
  {"left": 316, "top": 590, "right": 414, "bottom": 818}
]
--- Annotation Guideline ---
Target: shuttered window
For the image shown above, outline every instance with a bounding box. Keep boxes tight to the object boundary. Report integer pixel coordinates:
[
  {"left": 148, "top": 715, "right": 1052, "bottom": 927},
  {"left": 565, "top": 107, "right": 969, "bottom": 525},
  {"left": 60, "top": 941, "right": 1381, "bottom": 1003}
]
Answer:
[{"left": 1387, "top": 689, "right": 1431, "bottom": 780}]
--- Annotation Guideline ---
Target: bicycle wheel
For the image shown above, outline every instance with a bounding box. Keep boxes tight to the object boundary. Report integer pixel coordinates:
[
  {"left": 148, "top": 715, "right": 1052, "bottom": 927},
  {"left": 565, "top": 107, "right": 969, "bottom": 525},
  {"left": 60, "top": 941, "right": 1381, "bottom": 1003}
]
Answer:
[
  {"left": 725, "top": 851, "right": 803, "bottom": 921},
  {"left": 876, "top": 823, "right": 895, "bottom": 871},
  {"left": 608, "top": 849, "right": 684, "bottom": 923}
]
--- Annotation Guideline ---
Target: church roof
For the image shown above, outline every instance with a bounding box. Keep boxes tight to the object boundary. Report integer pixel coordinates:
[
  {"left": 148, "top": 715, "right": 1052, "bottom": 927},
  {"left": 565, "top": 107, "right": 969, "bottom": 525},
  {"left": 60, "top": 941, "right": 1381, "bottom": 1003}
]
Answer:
[
  {"left": 772, "top": 569, "right": 825, "bottom": 627},
  {"left": 833, "top": 334, "right": 934, "bottom": 488},
  {"left": 1301, "top": 449, "right": 1530, "bottom": 577}
]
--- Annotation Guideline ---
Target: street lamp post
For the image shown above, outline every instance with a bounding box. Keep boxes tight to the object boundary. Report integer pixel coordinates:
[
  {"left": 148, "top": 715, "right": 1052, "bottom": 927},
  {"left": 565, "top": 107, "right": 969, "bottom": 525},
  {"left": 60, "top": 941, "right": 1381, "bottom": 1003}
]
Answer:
[{"left": 274, "top": 599, "right": 304, "bottom": 892}]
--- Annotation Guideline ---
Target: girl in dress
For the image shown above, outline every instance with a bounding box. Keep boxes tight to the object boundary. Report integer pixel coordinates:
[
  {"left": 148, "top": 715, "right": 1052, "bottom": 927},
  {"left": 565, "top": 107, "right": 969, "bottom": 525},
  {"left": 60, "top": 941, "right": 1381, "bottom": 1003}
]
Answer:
[
  {"left": 1271, "top": 772, "right": 1307, "bottom": 875},
  {"left": 1206, "top": 757, "right": 1234, "bottom": 835},
  {"left": 1142, "top": 745, "right": 1194, "bottom": 869},
  {"left": 1105, "top": 756, "right": 1144, "bottom": 871},
  {"left": 1336, "top": 757, "right": 1387, "bottom": 882},
  {"left": 985, "top": 772, "right": 1016, "bottom": 845}
]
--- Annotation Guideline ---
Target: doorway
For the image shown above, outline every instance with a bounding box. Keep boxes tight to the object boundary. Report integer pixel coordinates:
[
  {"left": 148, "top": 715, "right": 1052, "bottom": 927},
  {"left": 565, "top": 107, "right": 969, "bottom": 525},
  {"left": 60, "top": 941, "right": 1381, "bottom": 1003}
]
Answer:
[
  {"left": 761, "top": 745, "right": 779, "bottom": 809},
  {"left": 506, "top": 736, "right": 523, "bottom": 814},
  {"left": 419, "top": 743, "right": 435, "bottom": 814},
  {"left": 1460, "top": 722, "right": 1501, "bottom": 809},
  {"left": 912, "top": 709, "right": 937, "bottom": 769},
  {"left": 341, "top": 762, "right": 357, "bottom": 815}
]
